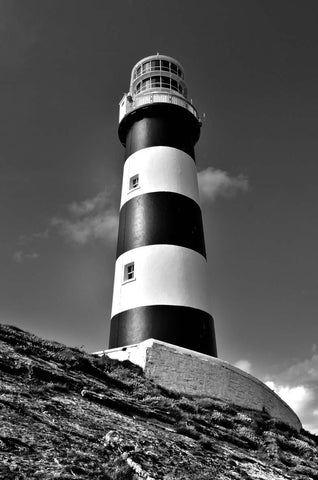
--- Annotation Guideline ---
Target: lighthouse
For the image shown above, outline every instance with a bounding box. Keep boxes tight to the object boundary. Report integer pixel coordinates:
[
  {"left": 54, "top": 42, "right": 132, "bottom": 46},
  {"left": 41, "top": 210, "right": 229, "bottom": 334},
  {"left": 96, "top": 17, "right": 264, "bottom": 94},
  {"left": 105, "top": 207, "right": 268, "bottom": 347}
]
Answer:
[
  {"left": 98, "top": 55, "right": 302, "bottom": 433},
  {"left": 109, "top": 54, "right": 217, "bottom": 357}
]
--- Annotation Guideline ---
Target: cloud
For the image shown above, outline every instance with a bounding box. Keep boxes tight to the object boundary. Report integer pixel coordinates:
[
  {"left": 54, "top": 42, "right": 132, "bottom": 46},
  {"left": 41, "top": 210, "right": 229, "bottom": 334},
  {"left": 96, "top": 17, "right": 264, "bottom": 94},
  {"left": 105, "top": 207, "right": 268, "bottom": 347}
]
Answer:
[
  {"left": 234, "top": 359, "right": 252, "bottom": 374},
  {"left": 51, "top": 189, "right": 118, "bottom": 245},
  {"left": 274, "top": 354, "right": 318, "bottom": 385},
  {"left": 51, "top": 212, "right": 118, "bottom": 245},
  {"left": 13, "top": 250, "right": 39, "bottom": 263},
  {"left": 266, "top": 382, "right": 314, "bottom": 415},
  {"left": 198, "top": 167, "right": 249, "bottom": 204},
  {"left": 67, "top": 190, "right": 109, "bottom": 217},
  {"left": 18, "top": 230, "right": 49, "bottom": 245},
  {"left": 264, "top": 353, "right": 318, "bottom": 434},
  {"left": 16, "top": 188, "right": 119, "bottom": 250}
]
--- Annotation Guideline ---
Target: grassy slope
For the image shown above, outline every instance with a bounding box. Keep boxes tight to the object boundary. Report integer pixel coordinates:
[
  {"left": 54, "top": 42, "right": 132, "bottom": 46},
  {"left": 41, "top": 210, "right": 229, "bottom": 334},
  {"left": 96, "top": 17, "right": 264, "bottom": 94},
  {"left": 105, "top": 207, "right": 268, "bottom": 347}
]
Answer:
[{"left": 0, "top": 323, "right": 317, "bottom": 480}]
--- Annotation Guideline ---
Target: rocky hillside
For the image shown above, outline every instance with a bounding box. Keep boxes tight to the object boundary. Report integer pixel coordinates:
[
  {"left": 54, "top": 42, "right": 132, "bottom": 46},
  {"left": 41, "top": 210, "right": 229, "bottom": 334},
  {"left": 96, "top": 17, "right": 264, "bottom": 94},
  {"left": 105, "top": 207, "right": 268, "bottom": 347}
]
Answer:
[{"left": 0, "top": 324, "right": 317, "bottom": 480}]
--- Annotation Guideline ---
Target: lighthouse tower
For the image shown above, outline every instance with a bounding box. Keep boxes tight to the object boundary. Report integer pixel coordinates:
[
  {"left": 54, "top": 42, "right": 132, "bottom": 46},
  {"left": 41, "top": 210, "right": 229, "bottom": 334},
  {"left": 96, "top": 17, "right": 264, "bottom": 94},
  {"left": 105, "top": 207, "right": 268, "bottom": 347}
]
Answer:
[
  {"left": 109, "top": 54, "right": 217, "bottom": 357},
  {"left": 99, "top": 55, "right": 301, "bottom": 433}
]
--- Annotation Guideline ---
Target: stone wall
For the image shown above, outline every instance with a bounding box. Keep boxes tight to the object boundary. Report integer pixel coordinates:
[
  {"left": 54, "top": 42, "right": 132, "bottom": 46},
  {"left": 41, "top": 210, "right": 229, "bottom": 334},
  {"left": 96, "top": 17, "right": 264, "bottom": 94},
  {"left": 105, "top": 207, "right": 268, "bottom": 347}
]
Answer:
[{"left": 103, "top": 339, "right": 301, "bottom": 431}]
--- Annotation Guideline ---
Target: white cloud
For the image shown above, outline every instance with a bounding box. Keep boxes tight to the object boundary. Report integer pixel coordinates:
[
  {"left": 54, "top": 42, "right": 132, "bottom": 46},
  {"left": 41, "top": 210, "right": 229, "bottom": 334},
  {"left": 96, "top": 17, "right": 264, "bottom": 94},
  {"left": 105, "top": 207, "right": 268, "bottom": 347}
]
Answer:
[
  {"left": 265, "top": 353, "right": 318, "bottom": 434},
  {"left": 198, "top": 167, "right": 249, "bottom": 204},
  {"left": 13, "top": 250, "right": 39, "bottom": 263},
  {"left": 51, "top": 189, "right": 118, "bottom": 245},
  {"left": 234, "top": 359, "right": 252, "bottom": 374},
  {"left": 51, "top": 212, "right": 118, "bottom": 245},
  {"left": 265, "top": 382, "right": 314, "bottom": 415},
  {"left": 67, "top": 190, "right": 110, "bottom": 217}
]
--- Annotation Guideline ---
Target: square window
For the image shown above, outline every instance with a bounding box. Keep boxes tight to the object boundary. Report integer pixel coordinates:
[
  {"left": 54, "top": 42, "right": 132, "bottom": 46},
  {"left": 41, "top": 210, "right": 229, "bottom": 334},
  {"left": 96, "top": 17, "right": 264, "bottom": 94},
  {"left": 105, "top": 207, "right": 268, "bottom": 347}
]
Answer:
[
  {"left": 124, "top": 262, "right": 135, "bottom": 282},
  {"left": 129, "top": 174, "right": 139, "bottom": 190}
]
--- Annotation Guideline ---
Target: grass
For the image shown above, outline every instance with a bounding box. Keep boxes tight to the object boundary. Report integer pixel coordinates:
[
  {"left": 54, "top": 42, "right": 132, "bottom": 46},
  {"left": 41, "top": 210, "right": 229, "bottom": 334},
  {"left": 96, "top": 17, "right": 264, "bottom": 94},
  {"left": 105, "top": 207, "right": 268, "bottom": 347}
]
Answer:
[{"left": 1, "top": 323, "right": 318, "bottom": 480}]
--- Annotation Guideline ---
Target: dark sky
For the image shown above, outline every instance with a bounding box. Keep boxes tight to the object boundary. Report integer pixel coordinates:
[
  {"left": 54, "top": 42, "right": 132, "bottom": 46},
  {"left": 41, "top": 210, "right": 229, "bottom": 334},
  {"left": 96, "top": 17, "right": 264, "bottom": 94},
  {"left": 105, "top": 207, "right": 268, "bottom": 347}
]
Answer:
[{"left": 1, "top": 0, "right": 318, "bottom": 432}]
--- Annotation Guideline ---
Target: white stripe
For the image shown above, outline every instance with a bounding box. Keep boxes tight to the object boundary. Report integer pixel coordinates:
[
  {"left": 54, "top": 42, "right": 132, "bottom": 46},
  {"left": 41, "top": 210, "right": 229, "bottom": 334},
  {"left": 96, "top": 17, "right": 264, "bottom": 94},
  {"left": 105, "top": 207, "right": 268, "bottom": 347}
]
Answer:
[
  {"left": 120, "top": 146, "right": 200, "bottom": 208},
  {"left": 111, "top": 244, "right": 211, "bottom": 317}
]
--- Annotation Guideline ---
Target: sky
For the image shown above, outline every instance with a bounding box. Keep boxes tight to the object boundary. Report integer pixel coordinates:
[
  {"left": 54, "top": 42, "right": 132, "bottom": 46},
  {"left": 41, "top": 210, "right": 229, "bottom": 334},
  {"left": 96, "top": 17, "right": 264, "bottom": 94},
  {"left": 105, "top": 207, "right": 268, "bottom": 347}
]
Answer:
[{"left": 1, "top": 0, "right": 318, "bottom": 433}]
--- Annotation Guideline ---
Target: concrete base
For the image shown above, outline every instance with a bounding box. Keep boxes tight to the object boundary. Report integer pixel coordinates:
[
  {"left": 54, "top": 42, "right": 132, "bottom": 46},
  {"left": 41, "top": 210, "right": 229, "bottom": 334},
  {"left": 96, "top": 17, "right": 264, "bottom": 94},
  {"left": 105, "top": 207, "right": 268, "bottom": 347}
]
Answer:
[{"left": 95, "top": 339, "right": 301, "bottom": 432}]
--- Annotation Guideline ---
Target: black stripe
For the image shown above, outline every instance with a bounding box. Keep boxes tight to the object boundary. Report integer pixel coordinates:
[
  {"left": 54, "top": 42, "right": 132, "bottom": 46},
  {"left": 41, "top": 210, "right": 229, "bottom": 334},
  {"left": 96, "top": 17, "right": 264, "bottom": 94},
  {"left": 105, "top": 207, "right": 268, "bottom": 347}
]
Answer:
[
  {"left": 116, "top": 192, "right": 206, "bottom": 258},
  {"left": 109, "top": 305, "right": 217, "bottom": 357},
  {"left": 118, "top": 104, "right": 201, "bottom": 160}
]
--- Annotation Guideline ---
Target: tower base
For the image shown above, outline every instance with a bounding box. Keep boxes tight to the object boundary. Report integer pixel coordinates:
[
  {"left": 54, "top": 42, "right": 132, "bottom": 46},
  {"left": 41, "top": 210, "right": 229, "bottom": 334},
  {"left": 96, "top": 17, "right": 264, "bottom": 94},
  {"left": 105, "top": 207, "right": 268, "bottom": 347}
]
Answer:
[
  {"left": 109, "top": 305, "right": 217, "bottom": 356},
  {"left": 95, "top": 339, "right": 301, "bottom": 432}
]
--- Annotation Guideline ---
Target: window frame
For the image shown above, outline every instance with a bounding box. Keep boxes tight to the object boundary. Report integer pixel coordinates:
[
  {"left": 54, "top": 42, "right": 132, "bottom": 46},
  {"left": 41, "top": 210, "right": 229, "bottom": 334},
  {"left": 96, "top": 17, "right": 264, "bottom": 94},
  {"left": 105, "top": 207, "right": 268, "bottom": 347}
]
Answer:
[
  {"left": 129, "top": 174, "right": 139, "bottom": 192},
  {"left": 136, "top": 76, "right": 184, "bottom": 95},
  {"left": 133, "top": 59, "right": 184, "bottom": 80},
  {"left": 123, "top": 262, "right": 135, "bottom": 283}
]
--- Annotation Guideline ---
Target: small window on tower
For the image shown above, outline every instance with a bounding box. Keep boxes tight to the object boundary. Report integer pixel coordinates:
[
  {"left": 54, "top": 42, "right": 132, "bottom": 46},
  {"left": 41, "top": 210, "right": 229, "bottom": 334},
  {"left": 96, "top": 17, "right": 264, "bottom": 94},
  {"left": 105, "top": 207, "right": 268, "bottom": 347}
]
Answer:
[
  {"left": 123, "top": 262, "right": 135, "bottom": 282},
  {"left": 129, "top": 174, "right": 139, "bottom": 191}
]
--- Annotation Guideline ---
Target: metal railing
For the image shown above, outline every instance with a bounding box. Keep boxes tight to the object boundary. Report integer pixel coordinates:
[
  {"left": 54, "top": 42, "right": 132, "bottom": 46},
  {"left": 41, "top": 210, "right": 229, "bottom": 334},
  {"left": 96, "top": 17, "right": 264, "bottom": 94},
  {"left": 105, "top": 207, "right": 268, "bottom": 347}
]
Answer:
[
  {"left": 132, "top": 62, "right": 184, "bottom": 80},
  {"left": 119, "top": 91, "right": 200, "bottom": 123}
]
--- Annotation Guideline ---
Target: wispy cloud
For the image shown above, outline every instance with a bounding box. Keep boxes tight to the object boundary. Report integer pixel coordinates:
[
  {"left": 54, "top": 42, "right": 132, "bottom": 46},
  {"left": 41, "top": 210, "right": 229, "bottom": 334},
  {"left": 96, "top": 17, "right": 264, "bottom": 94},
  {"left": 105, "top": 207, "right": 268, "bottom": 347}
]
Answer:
[
  {"left": 198, "top": 167, "right": 249, "bottom": 204},
  {"left": 13, "top": 250, "right": 39, "bottom": 263},
  {"left": 15, "top": 188, "right": 119, "bottom": 252},
  {"left": 51, "top": 212, "right": 118, "bottom": 245},
  {"left": 18, "top": 230, "right": 49, "bottom": 245},
  {"left": 51, "top": 189, "right": 118, "bottom": 245},
  {"left": 264, "top": 353, "right": 318, "bottom": 434},
  {"left": 67, "top": 190, "right": 109, "bottom": 217}
]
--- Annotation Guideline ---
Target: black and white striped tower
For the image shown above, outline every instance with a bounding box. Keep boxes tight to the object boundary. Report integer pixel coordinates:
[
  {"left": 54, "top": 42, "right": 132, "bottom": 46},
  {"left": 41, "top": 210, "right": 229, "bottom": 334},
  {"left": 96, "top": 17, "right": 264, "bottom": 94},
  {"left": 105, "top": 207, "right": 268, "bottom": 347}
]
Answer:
[{"left": 109, "top": 54, "right": 217, "bottom": 356}]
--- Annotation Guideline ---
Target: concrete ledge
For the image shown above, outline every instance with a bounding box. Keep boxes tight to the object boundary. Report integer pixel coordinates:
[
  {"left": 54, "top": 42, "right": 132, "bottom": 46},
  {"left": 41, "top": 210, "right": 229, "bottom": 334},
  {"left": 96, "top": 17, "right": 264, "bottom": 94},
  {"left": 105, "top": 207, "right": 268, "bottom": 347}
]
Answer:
[{"left": 96, "top": 339, "right": 302, "bottom": 432}]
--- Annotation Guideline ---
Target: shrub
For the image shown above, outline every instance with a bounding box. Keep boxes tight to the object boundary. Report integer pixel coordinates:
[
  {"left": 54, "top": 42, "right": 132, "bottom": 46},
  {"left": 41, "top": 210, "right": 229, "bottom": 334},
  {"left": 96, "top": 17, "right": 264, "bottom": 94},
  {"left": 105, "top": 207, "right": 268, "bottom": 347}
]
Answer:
[
  {"left": 212, "top": 400, "right": 237, "bottom": 415},
  {"left": 278, "top": 436, "right": 314, "bottom": 457},
  {"left": 235, "top": 426, "right": 259, "bottom": 450},
  {"left": 196, "top": 397, "right": 216, "bottom": 411},
  {"left": 198, "top": 436, "right": 216, "bottom": 451},
  {"left": 265, "top": 418, "right": 297, "bottom": 435},
  {"left": 175, "top": 398, "right": 198, "bottom": 414},
  {"left": 142, "top": 395, "right": 172, "bottom": 407},
  {"left": 210, "top": 411, "right": 234, "bottom": 429},
  {"left": 291, "top": 464, "right": 318, "bottom": 477},
  {"left": 176, "top": 422, "right": 201, "bottom": 440},
  {"left": 196, "top": 397, "right": 237, "bottom": 415},
  {"left": 235, "top": 412, "right": 255, "bottom": 426},
  {"left": 141, "top": 395, "right": 184, "bottom": 421},
  {"left": 279, "top": 452, "right": 298, "bottom": 467},
  {"left": 105, "top": 458, "right": 134, "bottom": 480},
  {"left": 166, "top": 404, "right": 184, "bottom": 422}
]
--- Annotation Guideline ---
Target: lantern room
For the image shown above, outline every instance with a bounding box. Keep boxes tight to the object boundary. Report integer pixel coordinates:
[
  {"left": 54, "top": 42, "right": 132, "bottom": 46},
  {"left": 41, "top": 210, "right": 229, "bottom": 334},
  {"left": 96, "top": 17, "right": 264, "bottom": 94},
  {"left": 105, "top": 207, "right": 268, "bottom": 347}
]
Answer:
[{"left": 130, "top": 54, "right": 187, "bottom": 98}]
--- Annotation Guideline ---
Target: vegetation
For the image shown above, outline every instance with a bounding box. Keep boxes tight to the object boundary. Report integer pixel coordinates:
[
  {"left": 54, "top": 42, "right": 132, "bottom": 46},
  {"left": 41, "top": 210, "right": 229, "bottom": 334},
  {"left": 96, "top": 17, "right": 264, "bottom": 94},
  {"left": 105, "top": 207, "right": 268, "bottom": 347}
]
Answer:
[{"left": 0, "top": 323, "right": 317, "bottom": 479}]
